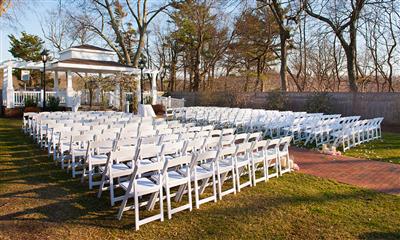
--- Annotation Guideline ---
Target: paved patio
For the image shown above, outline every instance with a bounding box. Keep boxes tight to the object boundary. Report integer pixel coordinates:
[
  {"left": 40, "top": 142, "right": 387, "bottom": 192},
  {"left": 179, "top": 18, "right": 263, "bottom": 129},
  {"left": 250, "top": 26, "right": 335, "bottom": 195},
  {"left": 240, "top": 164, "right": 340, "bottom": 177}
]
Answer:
[{"left": 291, "top": 147, "right": 400, "bottom": 195}]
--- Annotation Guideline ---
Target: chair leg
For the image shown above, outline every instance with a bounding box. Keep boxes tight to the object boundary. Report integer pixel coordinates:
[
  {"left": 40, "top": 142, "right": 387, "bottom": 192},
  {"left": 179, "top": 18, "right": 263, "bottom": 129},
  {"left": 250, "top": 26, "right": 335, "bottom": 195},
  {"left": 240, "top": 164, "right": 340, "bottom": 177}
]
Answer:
[
  {"left": 134, "top": 195, "right": 140, "bottom": 231},
  {"left": 117, "top": 193, "right": 129, "bottom": 220},
  {"left": 166, "top": 186, "right": 172, "bottom": 219},
  {"left": 109, "top": 177, "right": 115, "bottom": 206}
]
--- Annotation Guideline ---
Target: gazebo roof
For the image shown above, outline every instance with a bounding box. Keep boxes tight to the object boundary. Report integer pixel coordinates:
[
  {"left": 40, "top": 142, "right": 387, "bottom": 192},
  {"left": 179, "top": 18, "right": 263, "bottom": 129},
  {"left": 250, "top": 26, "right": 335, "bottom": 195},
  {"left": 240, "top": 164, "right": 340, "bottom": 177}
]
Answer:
[
  {"left": 0, "top": 44, "right": 158, "bottom": 75},
  {"left": 69, "top": 44, "right": 113, "bottom": 52}
]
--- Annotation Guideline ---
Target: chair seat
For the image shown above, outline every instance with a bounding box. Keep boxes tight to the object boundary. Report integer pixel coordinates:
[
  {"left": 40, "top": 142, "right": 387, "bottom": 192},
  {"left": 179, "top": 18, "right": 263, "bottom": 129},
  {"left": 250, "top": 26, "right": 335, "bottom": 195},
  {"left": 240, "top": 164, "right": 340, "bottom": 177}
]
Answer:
[
  {"left": 72, "top": 148, "right": 87, "bottom": 157},
  {"left": 153, "top": 170, "right": 187, "bottom": 187},
  {"left": 236, "top": 155, "right": 250, "bottom": 167},
  {"left": 217, "top": 161, "right": 234, "bottom": 173},
  {"left": 99, "top": 163, "right": 132, "bottom": 178},
  {"left": 90, "top": 155, "right": 108, "bottom": 165},
  {"left": 120, "top": 177, "right": 159, "bottom": 196},
  {"left": 180, "top": 166, "right": 213, "bottom": 180},
  {"left": 127, "top": 159, "right": 153, "bottom": 168}
]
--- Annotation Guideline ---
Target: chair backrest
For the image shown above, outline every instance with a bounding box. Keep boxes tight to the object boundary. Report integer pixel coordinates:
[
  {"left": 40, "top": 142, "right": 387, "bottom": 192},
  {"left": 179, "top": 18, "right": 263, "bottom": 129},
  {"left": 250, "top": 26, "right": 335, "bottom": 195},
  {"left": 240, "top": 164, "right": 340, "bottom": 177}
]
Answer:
[
  {"left": 135, "top": 160, "right": 164, "bottom": 176},
  {"left": 195, "top": 131, "right": 210, "bottom": 138},
  {"left": 234, "top": 133, "right": 248, "bottom": 144},
  {"left": 160, "top": 134, "right": 179, "bottom": 143},
  {"left": 190, "top": 150, "right": 218, "bottom": 170},
  {"left": 183, "top": 137, "right": 206, "bottom": 154},
  {"left": 115, "top": 137, "right": 139, "bottom": 147},
  {"left": 202, "top": 125, "right": 214, "bottom": 131},
  {"left": 204, "top": 137, "right": 221, "bottom": 150},
  {"left": 164, "top": 155, "right": 193, "bottom": 170},
  {"left": 157, "top": 128, "right": 173, "bottom": 135},
  {"left": 266, "top": 138, "right": 280, "bottom": 151},
  {"left": 278, "top": 136, "right": 292, "bottom": 151},
  {"left": 139, "top": 129, "right": 158, "bottom": 137},
  {"left": 111, "top": 145, "right": 136, "bottom": 164},
  {"left": 119, "top": 128, "right": 139, "bottom": 139},
  {"left": 218, "top": 146, "right": 236, "bottom": 159},
  {"left": 137, "top": 144, "right": 163, "bottom": 161},
  {"left": 179, "top": 132, "right": 196, "bottom": 140},
  {"left": 161, "top": 141, "right": 186, "bottom": 157},
  {"left": 222, "top": 128, "right": 235, "bottom": 136},
  {"left": 252, "top": 140, "right": 268, "bottom": 152},
  {"left": 247, "top": 132, "right": 262, "bottom": 142},
  {"left": 188, "top": 126, "right": 202, "bottom": 133},
  {"left": 220, "top": 134, "right": 235, "bottom": 147},
  {"left": 88, "top": 139, "right": 115, "bottom": 155},
  {"left": 235, "top": 142, "right": 253, "bottom": 156},
  {"left": 72, "top": 125, "right": 91, "bottom": 132},
  {"left": 141, "top": 135, "right": 161, "bottom": 145},
  {"left": 95, "top": 131, "right": 119, "bottom": 141},
  {"left": 209, "top": 130, "right": 222, "bottom": 138}
]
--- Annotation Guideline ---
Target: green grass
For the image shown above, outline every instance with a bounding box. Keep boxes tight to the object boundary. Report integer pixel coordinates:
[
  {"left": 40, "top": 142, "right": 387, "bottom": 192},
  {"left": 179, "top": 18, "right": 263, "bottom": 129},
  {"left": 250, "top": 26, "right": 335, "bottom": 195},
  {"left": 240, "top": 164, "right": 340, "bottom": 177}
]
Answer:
[
  {"left": 0, "top": 118, "right": 400, "bottom": 239},
  {"left": 344, "top": 132, "right": 400, "bottom": 164}
]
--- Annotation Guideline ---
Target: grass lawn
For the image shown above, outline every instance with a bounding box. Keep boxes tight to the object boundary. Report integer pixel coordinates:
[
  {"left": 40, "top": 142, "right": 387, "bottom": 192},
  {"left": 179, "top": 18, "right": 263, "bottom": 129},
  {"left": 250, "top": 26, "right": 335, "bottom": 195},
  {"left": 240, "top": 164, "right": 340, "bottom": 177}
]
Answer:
[
  {"left": 0, "top": 118, "right": 399, "bottom": 239},
  {"left": 344, "top": 132, "right": 400, "bottom": 164}
]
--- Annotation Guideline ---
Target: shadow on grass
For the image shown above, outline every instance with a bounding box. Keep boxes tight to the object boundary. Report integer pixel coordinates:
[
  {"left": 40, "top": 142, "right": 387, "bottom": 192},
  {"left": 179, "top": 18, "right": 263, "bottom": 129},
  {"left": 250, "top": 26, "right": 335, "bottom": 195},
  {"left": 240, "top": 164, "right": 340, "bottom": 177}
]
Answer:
[
  {"left": 1, "top": 119, "right": 400, "bottom": 239},
  {"left": 359, "top": 231, "right": 400, "bottom": 240}
]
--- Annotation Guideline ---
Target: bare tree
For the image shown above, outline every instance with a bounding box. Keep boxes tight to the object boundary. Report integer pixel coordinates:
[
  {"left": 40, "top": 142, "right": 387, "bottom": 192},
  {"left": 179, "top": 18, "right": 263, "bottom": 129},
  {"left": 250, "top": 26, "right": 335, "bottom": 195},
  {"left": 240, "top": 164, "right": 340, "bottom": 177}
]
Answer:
[{"left": 304, "top": 0, "right": 371, "bottom": 92}]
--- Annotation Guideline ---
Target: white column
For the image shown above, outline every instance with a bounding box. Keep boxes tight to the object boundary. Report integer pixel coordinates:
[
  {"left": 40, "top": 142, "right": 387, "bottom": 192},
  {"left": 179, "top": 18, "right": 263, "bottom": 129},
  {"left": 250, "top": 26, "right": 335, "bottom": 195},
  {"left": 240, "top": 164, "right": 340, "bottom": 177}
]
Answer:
[
  {"left": 114, "top": 83, "right": 120, "bottom": 109},
  {"left": 97, "top": 73, "right": 102, "bottom": 104},
  {"left": 136, "top": 74, "right": 142, "bottom": 104},
  {"left": 151, "top": 71, "right": 157, "bottom": 105},
  {"left": 3, "top": 62, "right": 14, "bottom": 108},
  {"left": 54, "top": 71, "right": 59, "bottom": 96},
  {"left": 66, "top": 70, "right": 74, "bottom": 107}
]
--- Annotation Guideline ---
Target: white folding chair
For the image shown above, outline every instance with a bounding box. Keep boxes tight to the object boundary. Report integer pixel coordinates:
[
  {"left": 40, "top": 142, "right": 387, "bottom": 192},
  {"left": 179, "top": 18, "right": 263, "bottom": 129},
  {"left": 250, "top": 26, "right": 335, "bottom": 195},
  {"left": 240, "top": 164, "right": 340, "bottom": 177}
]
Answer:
[
  {"left": 81, "top": 139, "right": 115, "bottom": 189},
  {"left": 162, "top": 155, "right": 193, "bottom": 219},
  {"left": 98, "top": 146, "right": 137, "bottom": 206},
  {"left": 181, "top": 151, "right": 218, "bottom": 209},
  {"left": 278, "top": 136, "right": 292, "bottom": 175},
  {"left": 117, "top": 160, "right": 164, "bottom": 230},
  {"left": 215, "top": 146, "right": 236, "bottom": 200}
]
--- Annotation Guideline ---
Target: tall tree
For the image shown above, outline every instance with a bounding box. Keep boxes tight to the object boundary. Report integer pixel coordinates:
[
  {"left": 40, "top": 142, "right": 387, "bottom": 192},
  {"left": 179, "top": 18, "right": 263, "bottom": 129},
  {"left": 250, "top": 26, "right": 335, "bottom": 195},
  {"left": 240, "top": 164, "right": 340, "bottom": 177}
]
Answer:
[
  {"left": 257, "top": 0, "right": 302, "bottom": 92},
  {"left": 232, "top": 8, "right": 280, "bottom": 92},
  {"left": 8, "top": 32, "right": 44, "bottom": 61},
  {"left": 170, "top": 0, "right": 231, "bottom": 91}
]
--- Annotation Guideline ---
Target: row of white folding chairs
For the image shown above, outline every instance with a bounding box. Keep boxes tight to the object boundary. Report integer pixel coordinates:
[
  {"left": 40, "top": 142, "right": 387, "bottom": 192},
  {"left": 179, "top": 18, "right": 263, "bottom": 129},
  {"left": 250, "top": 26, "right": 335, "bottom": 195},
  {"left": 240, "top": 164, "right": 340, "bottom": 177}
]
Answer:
[
  {"left": 69, "top": 125, "right": 240, "bottom": 180},
  {"left": 47, "top": 122, "right": 218, "bottom": 176},
  {"left": 45, "top": 121, "right": 200, "bottom": 161},
  {"left": 80, "top": 128, "right": 248, "bottom": 190},
  {"left": 176, "top": 107, "right": 297, "bottom": 132},
  {"left": 97, "top": 135, "right": 292, "bottom": 230},
  {"left": 283, "top": 114, "right": 340, "bottom": 144},
  {"left": 331, "top": 117, "right": 384, "bottom": 151}
]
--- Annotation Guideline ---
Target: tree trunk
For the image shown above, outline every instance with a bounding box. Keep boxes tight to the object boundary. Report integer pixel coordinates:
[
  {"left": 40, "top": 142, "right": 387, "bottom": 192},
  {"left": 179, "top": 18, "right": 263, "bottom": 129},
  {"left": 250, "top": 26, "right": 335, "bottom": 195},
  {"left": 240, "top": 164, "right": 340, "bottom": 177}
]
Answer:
[
  {"left": 344, "top": 46, "right": 358, "bottom": 92},
  {"left": 280, "top": 33, "right": 288, "bottom": 92},
  {"left": 133, "top": 26, "right": 147, "bottom": 67}
]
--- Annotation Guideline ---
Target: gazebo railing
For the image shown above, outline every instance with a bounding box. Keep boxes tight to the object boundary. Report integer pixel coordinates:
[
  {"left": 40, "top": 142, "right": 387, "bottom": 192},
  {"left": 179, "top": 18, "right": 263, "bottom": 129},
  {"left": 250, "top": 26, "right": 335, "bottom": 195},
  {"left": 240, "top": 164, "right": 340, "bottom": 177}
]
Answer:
[
  {"left": 14, "top": 90, "right": 66, "bottom": 107},
  {"left": 156, "top": 96, "right": 185, "bottom": 108}
]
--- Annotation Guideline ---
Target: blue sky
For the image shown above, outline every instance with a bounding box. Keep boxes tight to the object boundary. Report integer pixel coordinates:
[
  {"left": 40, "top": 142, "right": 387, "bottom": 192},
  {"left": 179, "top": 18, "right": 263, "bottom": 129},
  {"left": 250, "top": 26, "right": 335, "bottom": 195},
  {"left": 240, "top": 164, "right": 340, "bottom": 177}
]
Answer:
[{"left": 0, "top": 0, "right": 60, "bottom": 62}]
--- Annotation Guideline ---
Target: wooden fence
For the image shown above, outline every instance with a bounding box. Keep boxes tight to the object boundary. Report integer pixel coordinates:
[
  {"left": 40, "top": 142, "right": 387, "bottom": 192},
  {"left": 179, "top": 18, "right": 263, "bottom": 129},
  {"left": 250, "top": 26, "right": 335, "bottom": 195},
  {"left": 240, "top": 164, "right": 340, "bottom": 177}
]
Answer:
[{"left": 170, "top": 91, "right": 400, "bottom": 125}]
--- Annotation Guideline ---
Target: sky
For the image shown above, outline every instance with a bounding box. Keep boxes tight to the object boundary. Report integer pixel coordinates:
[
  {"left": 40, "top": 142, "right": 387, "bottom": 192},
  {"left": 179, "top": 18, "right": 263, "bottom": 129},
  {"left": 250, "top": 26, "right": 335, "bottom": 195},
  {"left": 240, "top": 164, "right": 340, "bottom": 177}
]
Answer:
[{"left": 0, "top": 0, "right": 60, "bottom": 62}]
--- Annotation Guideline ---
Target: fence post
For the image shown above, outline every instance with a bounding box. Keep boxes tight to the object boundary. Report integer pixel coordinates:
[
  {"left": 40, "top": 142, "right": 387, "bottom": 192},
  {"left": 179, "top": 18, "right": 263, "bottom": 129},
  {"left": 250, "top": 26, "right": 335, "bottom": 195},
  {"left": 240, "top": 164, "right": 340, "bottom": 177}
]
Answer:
[
  {"left": 40, "top": 89, "right": 44, "bottom": 107},
  {"left": 126, "top": 101, "right": 130, "bottom": 113},
  {"left": 168, "top": 96, "right": 171, "bottom": 108}
]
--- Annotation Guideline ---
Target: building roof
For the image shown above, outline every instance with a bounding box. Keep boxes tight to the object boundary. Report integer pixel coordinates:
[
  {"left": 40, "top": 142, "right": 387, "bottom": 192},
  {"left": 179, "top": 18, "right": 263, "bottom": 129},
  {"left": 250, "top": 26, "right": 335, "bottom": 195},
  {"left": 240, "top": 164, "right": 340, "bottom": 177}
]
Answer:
[
  {"left": 70, "top": 44, "right": 113, "bottom": 52},
  {"left": 54, "top": 58, "right": 131, "bottom": 68}
]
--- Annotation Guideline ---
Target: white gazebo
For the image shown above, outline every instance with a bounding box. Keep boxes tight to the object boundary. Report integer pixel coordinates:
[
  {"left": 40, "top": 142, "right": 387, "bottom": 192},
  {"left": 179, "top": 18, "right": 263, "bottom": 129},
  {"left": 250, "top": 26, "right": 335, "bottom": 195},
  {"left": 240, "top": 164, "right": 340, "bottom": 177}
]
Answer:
[{"left": 1, "top": 44, "right": 159, "bottom": 113}]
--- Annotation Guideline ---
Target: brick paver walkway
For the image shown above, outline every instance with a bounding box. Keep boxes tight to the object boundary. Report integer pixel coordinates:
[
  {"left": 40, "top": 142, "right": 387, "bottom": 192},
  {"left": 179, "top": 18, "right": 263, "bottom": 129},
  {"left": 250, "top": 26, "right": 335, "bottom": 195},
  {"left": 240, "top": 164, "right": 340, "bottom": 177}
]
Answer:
[{"left": 291, "top": 147, "right": 400, "bottom": 195}]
